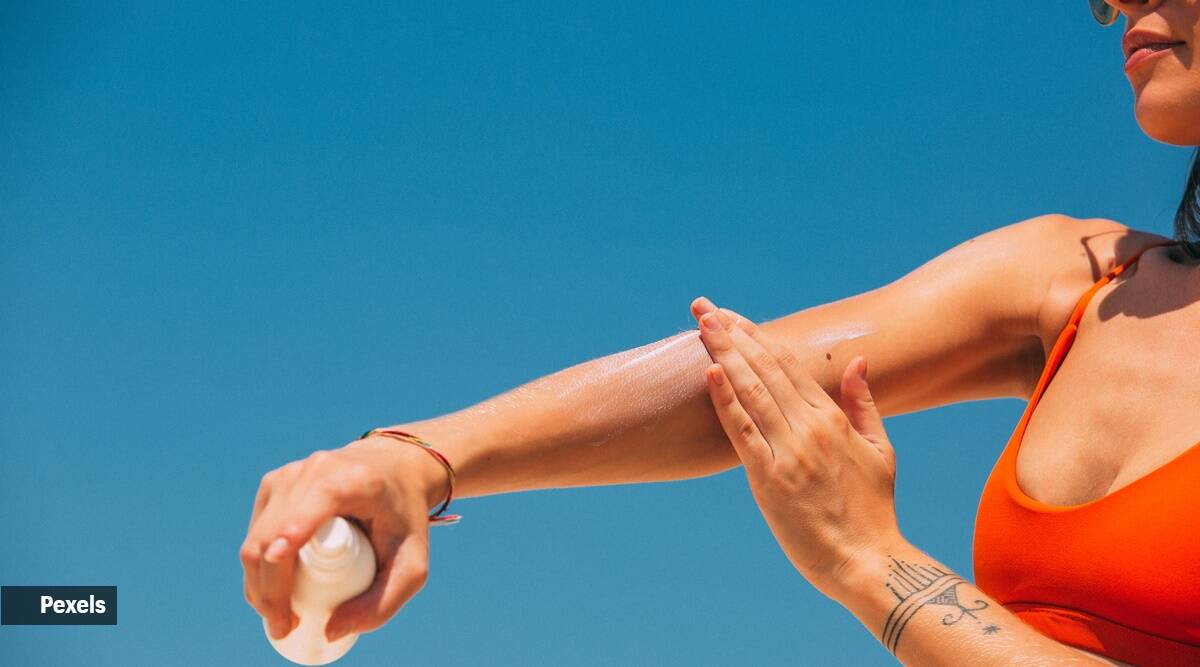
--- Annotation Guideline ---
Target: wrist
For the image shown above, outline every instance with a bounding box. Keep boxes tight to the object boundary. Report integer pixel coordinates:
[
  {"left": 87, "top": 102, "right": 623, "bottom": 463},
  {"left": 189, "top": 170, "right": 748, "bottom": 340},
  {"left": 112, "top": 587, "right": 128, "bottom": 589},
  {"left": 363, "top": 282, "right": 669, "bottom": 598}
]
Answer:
[
  {"left": 825, "top": 532, "right": 915, "bottom": 607},
  {"left": 381, "top": 415, "right": 492, "bottom": 498},
  {"left": 388, "top": 438, "right": 453, "bottom": 513},
  {"left": 357, "top": 427, "right": 453, "bottom": 513}
]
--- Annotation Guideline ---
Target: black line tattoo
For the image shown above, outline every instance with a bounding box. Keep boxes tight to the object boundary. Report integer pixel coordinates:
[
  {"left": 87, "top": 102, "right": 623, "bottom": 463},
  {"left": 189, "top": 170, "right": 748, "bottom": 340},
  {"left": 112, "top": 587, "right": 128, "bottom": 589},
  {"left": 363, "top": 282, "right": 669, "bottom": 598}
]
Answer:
[{"left": 880, "top": 556, "right": 994, "bottom": 653}]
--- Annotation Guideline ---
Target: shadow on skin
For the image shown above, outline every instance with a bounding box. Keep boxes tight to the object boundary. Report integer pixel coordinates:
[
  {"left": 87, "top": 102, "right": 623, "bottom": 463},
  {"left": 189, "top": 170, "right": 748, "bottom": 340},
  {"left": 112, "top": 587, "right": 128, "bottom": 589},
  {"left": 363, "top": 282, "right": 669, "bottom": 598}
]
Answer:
[{"left": 1079, "top": 230, "right": 1200, "bottom": 323}]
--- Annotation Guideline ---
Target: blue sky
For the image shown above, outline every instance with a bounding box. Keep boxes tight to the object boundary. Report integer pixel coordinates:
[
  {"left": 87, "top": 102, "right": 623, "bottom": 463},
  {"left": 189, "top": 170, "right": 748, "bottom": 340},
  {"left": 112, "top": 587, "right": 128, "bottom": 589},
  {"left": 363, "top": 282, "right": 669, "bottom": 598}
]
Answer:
[{"left": 1, "top": 3, "right": 1191, "bottom": 665}]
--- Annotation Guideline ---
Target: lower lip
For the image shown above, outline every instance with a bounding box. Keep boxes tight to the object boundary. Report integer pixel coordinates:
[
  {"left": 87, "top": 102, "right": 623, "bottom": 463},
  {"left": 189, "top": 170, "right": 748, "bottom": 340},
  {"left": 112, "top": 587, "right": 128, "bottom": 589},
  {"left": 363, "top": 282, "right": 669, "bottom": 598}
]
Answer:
[{"left": 1124, "top": 44, "right": 1183, "bottom": 74}]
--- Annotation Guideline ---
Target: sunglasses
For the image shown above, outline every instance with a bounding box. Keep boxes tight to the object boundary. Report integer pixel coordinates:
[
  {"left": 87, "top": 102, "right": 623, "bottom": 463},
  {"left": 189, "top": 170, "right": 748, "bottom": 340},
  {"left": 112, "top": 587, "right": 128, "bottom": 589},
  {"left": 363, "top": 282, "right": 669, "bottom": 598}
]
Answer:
[{"left": 1089, "top": 0, "right": 1118, "bottom": 26}]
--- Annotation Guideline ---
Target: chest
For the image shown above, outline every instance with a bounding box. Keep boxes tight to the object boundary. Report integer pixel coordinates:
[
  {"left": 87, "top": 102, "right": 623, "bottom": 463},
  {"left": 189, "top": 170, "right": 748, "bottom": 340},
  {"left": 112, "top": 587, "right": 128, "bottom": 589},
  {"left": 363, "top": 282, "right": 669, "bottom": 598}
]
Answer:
[{"left": 1016, "top": 264, "right": 1200, "bottom": 507}]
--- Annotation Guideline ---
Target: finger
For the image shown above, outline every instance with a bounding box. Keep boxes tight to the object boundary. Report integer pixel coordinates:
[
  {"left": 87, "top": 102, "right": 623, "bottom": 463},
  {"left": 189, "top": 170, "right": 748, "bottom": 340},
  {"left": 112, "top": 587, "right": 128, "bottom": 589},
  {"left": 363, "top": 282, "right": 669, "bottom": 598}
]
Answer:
[
  {"left": 691, "top": 295, "right": 715, "bottom": 320},
  {"left": 240, "top": 541, "right": 262, "bottom": 610},
  {"left": 838, "top": 356, "right": 892, "bottom": 461},
  {"left": 240, "top": 469, "right": 280, "bottom": 611},
  {"left": 251, "top": 481, "right": 344, "bottom": 632},
  {"left": 326, "top": 531, "right": 429, "bottom": 641},
  {"left": 697, "top": 311, "right": 794, "bottom": 445},
  {"left": 260, "top": 536, "right": 299, "bottom": 639},
  {"left": 691, "top": 297, "right": 753, "bottom": 335},
  {"left": 713, "top": 305, "right": 747, "bottom": 331},
  {"left": 706, "top": 363, "right": 774, "bottom": 470},
  {"left": 700, "top": 310, "right": 811, "bottom": 434},
  {"left": 720, "top": 308, "right": 834, "bottom": 411}
]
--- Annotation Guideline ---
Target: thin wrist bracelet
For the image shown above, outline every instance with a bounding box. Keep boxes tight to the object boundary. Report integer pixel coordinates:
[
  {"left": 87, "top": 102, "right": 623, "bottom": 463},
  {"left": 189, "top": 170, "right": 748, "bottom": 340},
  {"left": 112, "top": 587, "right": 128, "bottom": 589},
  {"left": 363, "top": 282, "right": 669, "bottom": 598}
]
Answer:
[{"left": 360, "top": 427, "right": 462, "bottom": 525}]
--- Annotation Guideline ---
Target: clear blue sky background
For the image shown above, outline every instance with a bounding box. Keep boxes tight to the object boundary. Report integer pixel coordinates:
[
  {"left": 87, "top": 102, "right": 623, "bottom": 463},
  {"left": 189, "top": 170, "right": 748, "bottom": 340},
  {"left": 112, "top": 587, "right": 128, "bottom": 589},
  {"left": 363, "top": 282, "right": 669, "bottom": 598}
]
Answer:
[{"left": 1, "top": 3, "right": 1191, "bottom": 665}]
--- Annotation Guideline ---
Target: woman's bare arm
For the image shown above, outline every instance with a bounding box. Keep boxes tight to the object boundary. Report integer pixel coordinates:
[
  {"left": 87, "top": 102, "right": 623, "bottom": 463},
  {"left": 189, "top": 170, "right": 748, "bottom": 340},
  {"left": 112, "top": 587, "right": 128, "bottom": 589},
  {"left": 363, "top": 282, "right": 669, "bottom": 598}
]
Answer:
[
  {"left": 243, "top": 214, "right": 1170, "bottom": 637},
  {"left": 398, "top": 214, "right": 1165, "bottom": 498}
]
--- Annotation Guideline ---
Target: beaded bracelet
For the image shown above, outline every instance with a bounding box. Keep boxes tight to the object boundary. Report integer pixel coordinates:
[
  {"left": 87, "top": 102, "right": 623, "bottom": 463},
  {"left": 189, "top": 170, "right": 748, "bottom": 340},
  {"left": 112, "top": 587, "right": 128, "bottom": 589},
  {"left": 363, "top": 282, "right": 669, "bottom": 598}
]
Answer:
[{"left": 360, "top": 427, "right": 462, "bottom": 525}]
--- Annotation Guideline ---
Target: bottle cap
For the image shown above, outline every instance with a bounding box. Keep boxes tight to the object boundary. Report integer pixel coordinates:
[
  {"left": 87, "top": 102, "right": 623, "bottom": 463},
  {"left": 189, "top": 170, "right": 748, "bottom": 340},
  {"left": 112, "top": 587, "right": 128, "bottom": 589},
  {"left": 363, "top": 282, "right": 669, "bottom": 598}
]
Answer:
[{"left": 302, "top": 517, "right": 358, "bottom": 571}]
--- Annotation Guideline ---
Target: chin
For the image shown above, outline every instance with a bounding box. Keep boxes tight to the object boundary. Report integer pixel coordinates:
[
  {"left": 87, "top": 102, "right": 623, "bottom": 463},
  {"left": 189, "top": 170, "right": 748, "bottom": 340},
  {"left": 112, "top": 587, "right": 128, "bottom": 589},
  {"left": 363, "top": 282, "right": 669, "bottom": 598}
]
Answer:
[{"left": 1132, "top": 79, "right": 1200, "bottom": 146}]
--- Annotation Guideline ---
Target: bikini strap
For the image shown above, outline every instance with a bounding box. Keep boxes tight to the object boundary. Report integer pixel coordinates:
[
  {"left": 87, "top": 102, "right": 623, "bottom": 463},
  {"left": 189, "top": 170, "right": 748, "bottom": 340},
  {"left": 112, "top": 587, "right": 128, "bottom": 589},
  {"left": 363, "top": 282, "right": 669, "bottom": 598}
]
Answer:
[
  {"left": 1028, "top": 239, "right": 1183, "bottom": 408},
  {"left": 1064, "top": 240, "right": 1182, "bottom": 328}
]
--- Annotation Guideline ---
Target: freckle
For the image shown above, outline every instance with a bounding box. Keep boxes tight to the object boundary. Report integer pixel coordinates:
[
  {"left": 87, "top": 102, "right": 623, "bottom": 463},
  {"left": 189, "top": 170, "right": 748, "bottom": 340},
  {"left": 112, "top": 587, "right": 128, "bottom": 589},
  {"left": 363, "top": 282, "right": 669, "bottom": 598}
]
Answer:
[{"left": 825, "top": 352, "right": 832, "bottom": 361}]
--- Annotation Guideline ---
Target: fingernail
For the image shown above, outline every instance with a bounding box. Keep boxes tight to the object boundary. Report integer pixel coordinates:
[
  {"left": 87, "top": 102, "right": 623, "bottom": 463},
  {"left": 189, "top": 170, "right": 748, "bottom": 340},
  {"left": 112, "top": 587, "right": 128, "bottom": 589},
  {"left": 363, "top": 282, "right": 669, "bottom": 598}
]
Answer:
[
  {"left": 695, "top": 296, "right": 716, "bottom": 314},
  {"left": 701, "top": 312, "right": 723, "bottom": 332},
  {"left": 719, "top": 308, "right": 743, "bottom": 325},
  {"left": 711, "top": 365, "right": 725, "bottom": 386},
  {"left": 327, "top": 621, "right": 350, "bottom": 642},
  {"left": 264, "top": 537, "right": 289, "bottom": 563},
  {"left": 270, "top": 618, "right": 289, "bottom": 639}
]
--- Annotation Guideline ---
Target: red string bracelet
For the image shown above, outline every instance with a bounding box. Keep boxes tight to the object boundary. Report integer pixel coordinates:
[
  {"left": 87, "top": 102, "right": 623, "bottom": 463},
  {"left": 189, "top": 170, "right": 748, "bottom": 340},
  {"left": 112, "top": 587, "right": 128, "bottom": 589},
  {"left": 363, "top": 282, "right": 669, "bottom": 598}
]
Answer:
[{"left": 360, "top": 427, "right": 461, "bottom": 525}]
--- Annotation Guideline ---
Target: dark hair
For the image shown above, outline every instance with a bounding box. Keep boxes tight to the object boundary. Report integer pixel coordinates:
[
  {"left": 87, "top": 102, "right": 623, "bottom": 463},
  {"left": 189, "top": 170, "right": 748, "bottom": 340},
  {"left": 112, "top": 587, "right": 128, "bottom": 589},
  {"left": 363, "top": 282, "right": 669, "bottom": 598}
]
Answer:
[{"left": 1175, "top": 148, "right": 1200, "bottom": 259}]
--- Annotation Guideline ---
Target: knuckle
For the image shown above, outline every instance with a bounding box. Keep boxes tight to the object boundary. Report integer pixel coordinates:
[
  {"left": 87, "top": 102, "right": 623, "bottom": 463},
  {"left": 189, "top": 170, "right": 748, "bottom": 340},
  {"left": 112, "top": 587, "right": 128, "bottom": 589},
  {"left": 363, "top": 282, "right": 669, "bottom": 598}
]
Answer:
[
  {"left": 774, "top": 346, "right": 801, "bottom": 371},
  {"left": 751, "top": 349, "right": 779, "bottom": 373},
  {"left": 280, "top": 460, "right": 302, "bottom": 477},
  {"left": 281, "top": 522, "right": 309, "bottom": 542},
  {"left": 745, "top": 381, "right": 771, "bottom": 405},
  {"left": 736, "top": 418, "right": 759, "bottom": 443},
  {"left": 257, "top": 596, "right": 281, "bottom": 617},
  {"left": 306, "top": 449, "right": 334, "bottom": 470},
  {"left": 259, "top": 469, "right": 277, "bottom": 489},
  {"left": 239, "top": 542, "right": 260, "bottom": 567},
  {"left": 781, "top": 456, "right": 815, "bottom": 485},
  {"left": 792, "top": 420, "right": 817, "bottom": 446},
  {"left": 818, "top": 406, "right": 847, "bottom": 432},
  {"left": 708, "top": 333, "right": 733, "bottom": 351},
  {"left": 761, "top": 470, "right": 790, "bottom": 493}
]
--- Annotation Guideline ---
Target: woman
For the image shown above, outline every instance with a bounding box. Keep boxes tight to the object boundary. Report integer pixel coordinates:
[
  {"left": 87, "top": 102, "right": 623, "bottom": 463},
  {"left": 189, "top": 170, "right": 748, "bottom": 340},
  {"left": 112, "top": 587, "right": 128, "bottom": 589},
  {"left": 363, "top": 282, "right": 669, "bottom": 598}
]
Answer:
[{"left": 241, "top": 1, "right": 1200, "bottom": 664}]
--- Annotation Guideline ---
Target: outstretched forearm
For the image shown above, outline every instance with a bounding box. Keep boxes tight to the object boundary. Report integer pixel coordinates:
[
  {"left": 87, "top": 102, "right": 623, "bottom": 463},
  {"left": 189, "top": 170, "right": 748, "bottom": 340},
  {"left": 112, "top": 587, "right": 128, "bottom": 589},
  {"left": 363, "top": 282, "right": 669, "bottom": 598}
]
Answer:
[{"left": 388, "top": 326, "right": 743, "bottom": 498}]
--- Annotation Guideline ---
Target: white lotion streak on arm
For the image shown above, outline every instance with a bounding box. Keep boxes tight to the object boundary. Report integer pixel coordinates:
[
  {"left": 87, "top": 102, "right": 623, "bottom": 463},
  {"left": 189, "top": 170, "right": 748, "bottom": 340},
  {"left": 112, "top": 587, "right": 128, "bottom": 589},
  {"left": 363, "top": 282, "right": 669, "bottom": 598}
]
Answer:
[
  {"left": 556, "top": 330, "right": 708, "bottom": 447},
  {"left": 445, "top": 329, "right": 712, "bottom": 462},
  {"left": 806, "top": 322, "right": 876, "bottom": 349}
]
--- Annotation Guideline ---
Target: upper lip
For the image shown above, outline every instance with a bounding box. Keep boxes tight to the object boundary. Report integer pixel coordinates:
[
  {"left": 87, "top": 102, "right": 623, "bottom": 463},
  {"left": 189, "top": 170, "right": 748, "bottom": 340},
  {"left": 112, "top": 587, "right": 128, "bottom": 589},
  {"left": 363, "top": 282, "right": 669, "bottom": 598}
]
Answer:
[{"left": 1122, "top": 29, "right": 1185, "bottom": 59}]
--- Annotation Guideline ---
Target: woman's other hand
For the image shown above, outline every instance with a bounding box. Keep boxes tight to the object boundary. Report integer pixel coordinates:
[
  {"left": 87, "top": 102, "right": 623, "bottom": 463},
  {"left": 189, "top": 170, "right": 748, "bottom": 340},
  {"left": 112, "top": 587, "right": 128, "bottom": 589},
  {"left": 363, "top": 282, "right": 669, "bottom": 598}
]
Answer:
[
  {"left": 691, "top": 297, "right": 902, "bottom": 600},
  {"left": 240, "top": 435, "right": 448, "bottom": 642}
]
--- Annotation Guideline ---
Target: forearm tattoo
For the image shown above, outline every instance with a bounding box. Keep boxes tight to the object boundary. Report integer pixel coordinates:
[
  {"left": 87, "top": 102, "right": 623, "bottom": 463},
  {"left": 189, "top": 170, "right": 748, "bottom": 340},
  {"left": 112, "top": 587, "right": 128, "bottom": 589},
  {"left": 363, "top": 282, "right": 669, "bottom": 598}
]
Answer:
[{"left": 880, "top": 556, "right": 997, "bottom": 653}]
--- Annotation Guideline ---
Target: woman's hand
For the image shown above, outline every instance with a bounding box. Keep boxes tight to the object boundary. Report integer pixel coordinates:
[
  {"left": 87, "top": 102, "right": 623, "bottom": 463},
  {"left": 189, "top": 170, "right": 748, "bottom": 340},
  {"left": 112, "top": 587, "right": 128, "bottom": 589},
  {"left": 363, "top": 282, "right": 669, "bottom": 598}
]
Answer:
[
  {"left": 691, "top": 297, "right": 902, "bottom": 600},
  {"left": 240, "top": 434, "right": 449, "bottom": 642}
]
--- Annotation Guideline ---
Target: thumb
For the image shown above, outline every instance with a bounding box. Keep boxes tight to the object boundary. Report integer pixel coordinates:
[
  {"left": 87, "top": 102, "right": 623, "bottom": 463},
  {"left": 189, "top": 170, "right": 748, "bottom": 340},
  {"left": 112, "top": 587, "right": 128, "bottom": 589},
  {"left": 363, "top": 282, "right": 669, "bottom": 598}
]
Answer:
[{"left": 838, "top": 356, "right": 888, "bottom": 450}]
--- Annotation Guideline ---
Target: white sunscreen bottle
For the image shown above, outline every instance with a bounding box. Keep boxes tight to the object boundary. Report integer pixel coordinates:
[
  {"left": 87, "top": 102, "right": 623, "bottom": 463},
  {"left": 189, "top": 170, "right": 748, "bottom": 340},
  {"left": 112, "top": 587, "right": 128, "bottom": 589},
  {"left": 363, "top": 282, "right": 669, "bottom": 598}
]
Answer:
[{"left": 265, "top": 516, "right": 377, "bottom": 665}]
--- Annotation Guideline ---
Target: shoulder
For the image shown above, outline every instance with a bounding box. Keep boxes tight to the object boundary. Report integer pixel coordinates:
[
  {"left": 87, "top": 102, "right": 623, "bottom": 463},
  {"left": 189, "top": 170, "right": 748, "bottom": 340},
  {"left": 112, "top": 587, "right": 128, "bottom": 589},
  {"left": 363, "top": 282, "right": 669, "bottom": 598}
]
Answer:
[
  {"left": 933, "top": 214, "right": 1170, "bottom": 397},
  {"left": 1022, "top": 214, "right": 1171, "bottom": 277},
  {"left": 863, "top": 214, "right": 1168, "bottom": 403},
  {"left": 961, "top": 213, "right": 1170, "bottom": 274},
  {"left": 1011, "top": 214, "right": 1171, "bottom": 354}
]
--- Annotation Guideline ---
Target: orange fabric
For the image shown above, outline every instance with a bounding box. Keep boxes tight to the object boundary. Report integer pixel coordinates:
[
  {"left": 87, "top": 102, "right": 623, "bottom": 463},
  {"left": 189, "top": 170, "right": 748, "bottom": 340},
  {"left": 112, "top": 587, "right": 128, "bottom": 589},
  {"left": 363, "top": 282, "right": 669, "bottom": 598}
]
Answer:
[{"left": 973, "top": 240, "right": 1200, "bottom": 667}]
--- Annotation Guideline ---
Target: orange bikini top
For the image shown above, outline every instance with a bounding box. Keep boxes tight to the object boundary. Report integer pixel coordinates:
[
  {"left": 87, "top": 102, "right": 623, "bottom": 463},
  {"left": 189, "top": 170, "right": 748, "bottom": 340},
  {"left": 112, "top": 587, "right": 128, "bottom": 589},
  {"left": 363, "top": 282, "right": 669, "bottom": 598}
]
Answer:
[{"left": 973, "top": 240, "right": 1200, "bottom": 666}]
